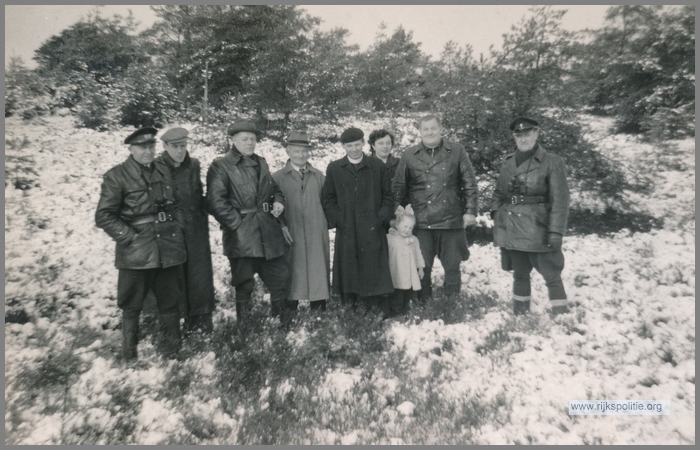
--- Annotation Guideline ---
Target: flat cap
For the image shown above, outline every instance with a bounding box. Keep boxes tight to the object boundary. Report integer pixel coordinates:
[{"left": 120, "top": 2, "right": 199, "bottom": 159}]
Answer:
[
  {"left": 284, "top": 130, "right": 312, "bottom": 148},
  {"left": 228, "top": 119, "right": 259, "bottom": 137},
  {"left": 124, "top": 127, "right": 157, "bottom": 145},
  {"left": 160, "top": 127, "right": 189, "bottom": 144},
  {"left": 339, "top": 127, "right": 364, "bottom": 144},
  {"left": 509, "top": 116, "right": 540, "bottom": 132}
]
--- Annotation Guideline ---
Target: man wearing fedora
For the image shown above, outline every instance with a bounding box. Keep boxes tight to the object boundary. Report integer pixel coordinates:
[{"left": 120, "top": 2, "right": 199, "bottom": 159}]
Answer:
[
  {"left": 273, "top": 131, "right": 330, "bottom": 312},
  {"left": 157, "top": 127, "right": 216, "bottom": 334},
  {"left": 490, "top": 116, "right": 570, "bottom": 316},
  {"left": 95, "top": 127, "right": 186, "bottom": 361},
  {"left": 206, "top": 119, "right": 290, "bottom": 321}
]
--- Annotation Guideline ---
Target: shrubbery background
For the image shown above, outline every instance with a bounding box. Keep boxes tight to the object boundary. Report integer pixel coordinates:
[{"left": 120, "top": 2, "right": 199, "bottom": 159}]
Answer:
[{"left": 6, "top": 6, "right": 694, "bottom": 138}]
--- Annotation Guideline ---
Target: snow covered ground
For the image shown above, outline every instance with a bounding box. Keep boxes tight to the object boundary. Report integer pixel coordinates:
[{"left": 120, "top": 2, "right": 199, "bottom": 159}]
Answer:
[{"left": 4, "top": 115, "right": 695, "bottom": 444}]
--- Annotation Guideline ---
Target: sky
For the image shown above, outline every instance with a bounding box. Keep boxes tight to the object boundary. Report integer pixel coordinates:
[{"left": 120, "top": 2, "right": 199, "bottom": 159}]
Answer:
[{"left": 4, "top": 4, "right": 612, "bottom": 69}]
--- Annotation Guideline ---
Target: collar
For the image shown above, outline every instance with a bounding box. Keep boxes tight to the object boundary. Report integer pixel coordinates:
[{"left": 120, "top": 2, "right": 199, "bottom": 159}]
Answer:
[
  {"left": 162, "top": 151, "right": 190, "bottom": 168},
  {"left": 228, "top": 145, "right": 258, "bottom": 165},
  {"left": 413, "top": 139, "right": 454, "bottom": 154},
  {"left": 289, "top": 160, "right": 307, "bottom": 173},
  {"left": 347, "top": 154, "right": 364, "bottom": 164},
  {"left": 339, "top": 154, "right": 368, "bottom": 170},
  {"left": 283, "top": 159, "right": 317, "bottom": 174},
  {"left": 504, "top": 144, "right": 546, "bottom": 161}
]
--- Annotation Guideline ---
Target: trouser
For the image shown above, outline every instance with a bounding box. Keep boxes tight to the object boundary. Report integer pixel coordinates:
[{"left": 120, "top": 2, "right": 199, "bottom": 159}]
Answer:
[
  {"left": 390, "top": 289, "right": 418, "bottom": 316},
  {"left": 228, "top": 256, "right": 290, "bottom": 317},
  {"left": 117, "top": 265, "right": 186, "bottom": 360},
  {"left": 117, "top": 265, "right": 185, "bottom": 314},
  {"left": 414, "top": 228, "right": 470, "bottom": 299},
  {"left": 509, "top": 249, "right": 567, "bottom": 308}
]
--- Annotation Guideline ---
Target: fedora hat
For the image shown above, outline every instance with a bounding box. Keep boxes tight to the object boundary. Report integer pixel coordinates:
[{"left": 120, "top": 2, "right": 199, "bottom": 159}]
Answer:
[{"left": 284, "top": 130, "right": 312, "bottom": 147}]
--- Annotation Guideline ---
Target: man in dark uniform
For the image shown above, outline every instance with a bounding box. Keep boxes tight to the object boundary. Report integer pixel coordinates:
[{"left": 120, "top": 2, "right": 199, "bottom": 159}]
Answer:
[
  {"left": 157, "top": 127, "right": 216, "bottom": 334},
  {"left": 392, "top": 115, "right": 479, "bottom": 301},
  {"left": 490, "top": 117, "right": 570, "bottom": 316},
  {"left": 95, "top": 127, "right": 187, "bottom": 361},
  {"left": 206, "top": 119, "right": 290, "bottom": 321}
]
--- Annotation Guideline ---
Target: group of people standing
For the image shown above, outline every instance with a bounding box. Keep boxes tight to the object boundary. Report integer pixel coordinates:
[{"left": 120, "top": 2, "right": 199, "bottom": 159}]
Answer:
[{"left": 95, "top": 114, "right": 571, "bottom": 362}]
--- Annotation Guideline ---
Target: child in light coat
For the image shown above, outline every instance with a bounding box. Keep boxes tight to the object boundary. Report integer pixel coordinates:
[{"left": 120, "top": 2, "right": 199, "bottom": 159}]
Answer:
[{"left": 387, "top": 205, "right": 425, "bottom": 316}]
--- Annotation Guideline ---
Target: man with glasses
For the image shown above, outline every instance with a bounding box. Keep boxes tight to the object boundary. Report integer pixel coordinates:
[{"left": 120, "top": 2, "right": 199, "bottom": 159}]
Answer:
[{"left": 490, "top": 117, "right": 570, "bottom": 316}]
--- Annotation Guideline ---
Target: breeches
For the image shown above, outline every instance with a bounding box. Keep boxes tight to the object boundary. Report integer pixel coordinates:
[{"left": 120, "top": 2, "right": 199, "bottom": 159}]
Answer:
[
  {"left": 228, "top": 256, "right": 290, "bottom": 304},
  {"left": 414, "top": 228, "right": 469, "bottom": 293},
  {"left": 117, "top": 265, "right": 186, "bottom": 318},
  {"left": 510, "top": 250, "right": 566, "bottom": 300}
]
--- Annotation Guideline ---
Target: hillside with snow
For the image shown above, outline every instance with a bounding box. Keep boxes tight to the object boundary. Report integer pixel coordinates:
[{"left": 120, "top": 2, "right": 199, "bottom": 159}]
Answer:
[{"left": 4, "top": 114, "right": 695, "bottom": 444}]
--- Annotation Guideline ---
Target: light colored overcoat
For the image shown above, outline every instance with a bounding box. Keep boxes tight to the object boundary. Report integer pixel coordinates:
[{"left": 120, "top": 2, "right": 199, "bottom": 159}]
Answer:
[{"left": 273, "top": 160, "right": 330, "bottom": 301}]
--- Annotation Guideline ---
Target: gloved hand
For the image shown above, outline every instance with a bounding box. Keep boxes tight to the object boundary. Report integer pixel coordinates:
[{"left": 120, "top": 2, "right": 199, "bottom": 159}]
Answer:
[
  {"left": 547, "top": 232, "right": 563, "bottom": 251},
  {"left": 281, "top": 226, "right": 293, "bottom": 245}
]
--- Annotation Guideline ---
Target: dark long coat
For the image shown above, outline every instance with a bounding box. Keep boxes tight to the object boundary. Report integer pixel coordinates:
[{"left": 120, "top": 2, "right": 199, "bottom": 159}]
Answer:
[
  {"left": 158, "top": 152, "right": 216, "bottom": 317},
  {"left": 272, "top": 161, "right": 330, "bottom": 301},
  {"left": 322, "top": 155, "right": 395, "bottom": 297},
  {"left": 206, "top": 146, "right": 286, "bottom": 260},
  {"left": 490, "top": 144, "right": 569, "bottom": 252},
  {"left": 95, "top": 155, "right": 186, "bottom": 269}
]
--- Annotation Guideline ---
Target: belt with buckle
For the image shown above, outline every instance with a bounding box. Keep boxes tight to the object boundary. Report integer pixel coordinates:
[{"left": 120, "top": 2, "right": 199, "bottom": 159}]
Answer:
[
  {"left": 507, "top": 195, "right": 547, "bottom": 205},
  {"left": 129, "top": 212, "right": 174, "bottom": 226},
  {"left": 239, "top": 202, "right": 270, "bottom": 215}
]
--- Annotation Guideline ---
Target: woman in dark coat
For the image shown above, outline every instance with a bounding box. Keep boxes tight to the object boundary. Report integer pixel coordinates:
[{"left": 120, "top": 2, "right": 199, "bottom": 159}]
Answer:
[
  {"left": 368, "top": 129, "right": 400, "bottom": 179},
  {"left": 322, "top": 127, "right": 395, "bottom": 311}
]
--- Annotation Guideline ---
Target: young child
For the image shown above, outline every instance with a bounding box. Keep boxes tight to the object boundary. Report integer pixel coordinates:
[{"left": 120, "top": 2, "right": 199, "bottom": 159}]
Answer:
[{"left": 387, "top": 205, "right": 425, "bottom": 316}]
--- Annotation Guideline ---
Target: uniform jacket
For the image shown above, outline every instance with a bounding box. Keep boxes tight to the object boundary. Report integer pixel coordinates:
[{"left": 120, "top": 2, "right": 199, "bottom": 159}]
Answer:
[
  {"left": 95, "top": 155, "right": 187, "bottom": 270},
  {"left": 206, "top": 146, "right": 286, "bottom": 260},
  {"left": 322, "top": 155, "right": 395, "bottom": 297},
  {"left": 490, "top": 144, "right": 569, "bottom": 252},
  {"left": 159, "top": 152, "right": 216, "bottom": 316},
  {"left": 272, "top": 160, "right": 330, "bottom": 301},
  {"left": 387, "top": 228, "right": 425, "bottom": 290},
  {"left": 392, "top": 140, "right": 478, "bottom": 230}
]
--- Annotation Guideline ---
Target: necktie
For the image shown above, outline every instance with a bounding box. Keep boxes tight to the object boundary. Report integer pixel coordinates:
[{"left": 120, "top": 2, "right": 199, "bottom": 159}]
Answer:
[{"left": 298, "top": 166, "right": 306, "bottom": 180}]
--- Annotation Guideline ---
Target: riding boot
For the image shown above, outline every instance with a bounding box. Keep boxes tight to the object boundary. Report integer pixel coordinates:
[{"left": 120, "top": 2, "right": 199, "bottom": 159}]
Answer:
[
  {"left": 121, "top": 311, "right": 139, "bottom": 361},
  {"left": 513, "top": 297, "right": 531, "bottom": 316},
  {"left": 444, "top": 282, "right": 461, "bottom": 298},
  {"left": 159, "top": 312, "right": 181, "bottom": 358},
  {"left": 270, "top": 300, "right": 284, "bottom": 318},
  {"left": 236, "top": 302, "right": 252, "bottom": 322}
]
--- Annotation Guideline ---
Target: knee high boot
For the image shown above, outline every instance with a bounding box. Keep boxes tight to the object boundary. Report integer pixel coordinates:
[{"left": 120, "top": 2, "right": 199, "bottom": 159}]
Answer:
[
  {"left": 512, "top": 295, "right": 531, "bottom": 316},
  {"left": 122, "top": 311, "right": 139, "bottom": 361},
  {"left": 159, "top": 312, "right": 181, "bottom": 358}
]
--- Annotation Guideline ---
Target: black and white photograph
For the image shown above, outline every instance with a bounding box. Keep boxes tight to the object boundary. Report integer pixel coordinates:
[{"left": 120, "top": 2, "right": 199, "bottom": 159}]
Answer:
[{"left": 4, "top": 4, "right": 695, "bottom": 445}]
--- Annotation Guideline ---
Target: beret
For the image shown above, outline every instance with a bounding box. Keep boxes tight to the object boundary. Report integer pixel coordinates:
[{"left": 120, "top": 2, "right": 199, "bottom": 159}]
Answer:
[
  {"left": 284, "top": 130, "right": 312, "bottom": 148},
  {"left": 124, "top": 127, "right": 157, "bottom": 145},
  {"left": 228, "top": 119, "right": 259, "bottom": 137},
  {"left": 509, "top": 116, "right": 540, "bottom": 132},
  {"left": 160, "top": 127, "right": 189, "bottom": 143},
  {"left": 339, "top": 127, "right": 364, "bottom": 144}
]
